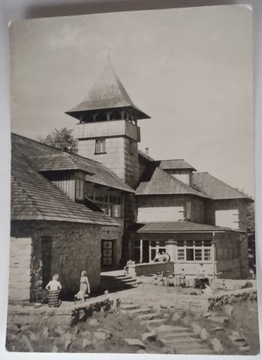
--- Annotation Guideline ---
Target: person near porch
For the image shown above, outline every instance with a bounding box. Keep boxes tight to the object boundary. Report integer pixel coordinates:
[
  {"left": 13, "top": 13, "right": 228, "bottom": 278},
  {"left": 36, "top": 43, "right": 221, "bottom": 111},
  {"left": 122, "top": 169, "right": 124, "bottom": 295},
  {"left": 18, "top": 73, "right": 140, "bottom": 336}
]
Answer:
[
  {"left": 45, "top": 274, "right": 62, "bottom": 307},
  {"left": 154, "top": 251, "right": 162, "bottom": 262},
  {"left": 124, "top": 259, "right": 133, "bottom": 274},
  {"left": 75, "top": 270, "right": 90, "bottom": 301},
  {"left": 196, "top": 263, "right": 209, "bottom": 289}
]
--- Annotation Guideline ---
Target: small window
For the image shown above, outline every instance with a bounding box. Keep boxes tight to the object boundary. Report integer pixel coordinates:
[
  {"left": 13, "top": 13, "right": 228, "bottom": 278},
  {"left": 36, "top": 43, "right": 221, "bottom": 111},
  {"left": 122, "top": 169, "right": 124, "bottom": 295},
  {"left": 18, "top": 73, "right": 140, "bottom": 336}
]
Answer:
[
  {"left": 204, "top": 249, "right": 211, "bottom": 261},
  {"left": 177, "top": 248, "right": 185, "bottom": 260},
  {"left": 177, "top": 240, "right": 184, "bottom": 247},
  {"left": 195, "top": 249, "right": 202, "bottom": 261},
  {"left": 75, "top": 179, "right": 84, "bottom": 201},
  {"left": 186, "top": 248, "right": 194, "bottom": 261},
  {"left": 95, "top": 139, "right": 106, "bottom": 154},
  {"left": 112, "top": 204, "right": 121, "bottom": 218}
]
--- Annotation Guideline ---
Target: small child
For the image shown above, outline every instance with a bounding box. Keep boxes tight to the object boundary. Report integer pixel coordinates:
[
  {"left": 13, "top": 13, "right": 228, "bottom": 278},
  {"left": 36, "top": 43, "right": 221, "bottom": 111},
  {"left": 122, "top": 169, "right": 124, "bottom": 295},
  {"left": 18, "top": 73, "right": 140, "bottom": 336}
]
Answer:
[
  {"left": 75, "top": 270, "right": 90, "bottom": 301},
  {"left": 45, "top": 274, "right": 62, "bottom": 307},
  {"left": 179, "top": 268, "right": 186, "bottom": 288}
]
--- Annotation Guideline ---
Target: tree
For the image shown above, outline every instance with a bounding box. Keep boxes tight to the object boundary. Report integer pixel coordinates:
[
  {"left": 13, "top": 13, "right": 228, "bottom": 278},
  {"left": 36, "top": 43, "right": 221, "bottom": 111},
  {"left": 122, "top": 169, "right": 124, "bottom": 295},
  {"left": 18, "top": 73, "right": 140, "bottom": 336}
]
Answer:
[
  {"left": 39, "top": 128, "right": 78, "bottom": 153},
  {"left": 247, "top": 202, "right": 256, "bottom": 272}
]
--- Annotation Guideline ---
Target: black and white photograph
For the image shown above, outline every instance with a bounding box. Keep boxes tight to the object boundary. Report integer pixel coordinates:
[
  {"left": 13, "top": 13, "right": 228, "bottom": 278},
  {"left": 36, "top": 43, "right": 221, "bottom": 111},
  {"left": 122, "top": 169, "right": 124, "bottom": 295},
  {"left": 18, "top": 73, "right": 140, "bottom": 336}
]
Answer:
[{"left": 5, "top": 3, "right": 259, "bottom": 355}]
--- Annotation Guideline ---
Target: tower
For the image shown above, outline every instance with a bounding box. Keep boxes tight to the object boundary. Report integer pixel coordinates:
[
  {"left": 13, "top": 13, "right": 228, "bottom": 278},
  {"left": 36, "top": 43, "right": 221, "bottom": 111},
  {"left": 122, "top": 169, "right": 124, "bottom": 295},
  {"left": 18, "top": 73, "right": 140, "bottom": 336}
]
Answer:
[{"left": 66, "top": 62, "right": 150, "bottom": 189}]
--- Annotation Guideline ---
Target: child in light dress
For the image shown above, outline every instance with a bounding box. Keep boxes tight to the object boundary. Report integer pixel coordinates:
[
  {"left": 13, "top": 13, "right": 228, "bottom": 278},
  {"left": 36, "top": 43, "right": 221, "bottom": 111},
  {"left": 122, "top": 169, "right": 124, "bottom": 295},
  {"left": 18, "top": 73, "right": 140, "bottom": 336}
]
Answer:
[
  {"left": 75, "top": 270, "right": 90, "bottom": 301},
  {"left": 45, "top": 274, "right": 62, "bottom": 307}
]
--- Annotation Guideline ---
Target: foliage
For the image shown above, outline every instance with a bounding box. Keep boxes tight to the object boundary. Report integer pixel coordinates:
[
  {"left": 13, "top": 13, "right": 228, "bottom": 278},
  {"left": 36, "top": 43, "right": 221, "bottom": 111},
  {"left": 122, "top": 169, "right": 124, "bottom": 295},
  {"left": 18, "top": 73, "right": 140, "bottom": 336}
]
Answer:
[{"left": 39, "top": 128, "right": 78, "bottom": 153}]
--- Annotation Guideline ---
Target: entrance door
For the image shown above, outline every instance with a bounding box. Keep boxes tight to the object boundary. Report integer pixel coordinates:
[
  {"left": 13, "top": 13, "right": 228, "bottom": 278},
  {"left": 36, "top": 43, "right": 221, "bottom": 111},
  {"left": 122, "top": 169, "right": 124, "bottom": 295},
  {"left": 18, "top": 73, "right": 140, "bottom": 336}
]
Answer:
[
  {"left": 41, "top": 236, "right": 52, "bottom": 287},
  {"left": 142, "top": 241, "right": 149, "bottom": 263},
  {"left": 101, "top": 240, "right": 114, "bottom": 267}
]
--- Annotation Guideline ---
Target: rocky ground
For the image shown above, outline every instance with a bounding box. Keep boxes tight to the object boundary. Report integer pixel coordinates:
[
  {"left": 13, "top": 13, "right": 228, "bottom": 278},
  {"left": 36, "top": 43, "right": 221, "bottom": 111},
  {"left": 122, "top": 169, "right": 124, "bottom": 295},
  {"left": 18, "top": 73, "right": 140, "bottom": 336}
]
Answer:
[{"left": 6, "top": 281, "right": 260, "bottom": 355}]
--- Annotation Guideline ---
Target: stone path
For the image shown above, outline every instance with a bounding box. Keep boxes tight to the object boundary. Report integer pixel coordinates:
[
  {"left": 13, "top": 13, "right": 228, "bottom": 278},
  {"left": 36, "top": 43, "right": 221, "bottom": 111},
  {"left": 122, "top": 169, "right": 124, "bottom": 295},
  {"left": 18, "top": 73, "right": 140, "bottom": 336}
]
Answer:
[{"left": 120, "top": 300, "right": 215, "bottom": 355}]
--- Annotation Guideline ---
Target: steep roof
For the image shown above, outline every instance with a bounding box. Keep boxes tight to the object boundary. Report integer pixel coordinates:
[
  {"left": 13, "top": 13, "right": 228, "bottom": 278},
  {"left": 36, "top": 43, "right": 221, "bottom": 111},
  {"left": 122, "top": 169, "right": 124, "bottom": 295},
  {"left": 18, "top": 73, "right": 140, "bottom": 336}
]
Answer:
[
  {"left": 136, "top": 165, "right": 209, "bottom": 198},
  {"left": 137, "top": 221, "right": 243, "bottom": 233},
  {"left": 158, "top": 159, "right": 196, "bottom": 171},
  {"left": 138, "top": 150, "right": 155, "bottom": 163},
  {"left": 11, "top": 143, "right": 118, "bottom": 226},
  {"left": 192, "top": 172, "right": 252, "bottom": 201},
  {"left": 66, "top": 62, "right": 150, "bottom": 120},
  {"left": 12, "top": 134, "right": 134, "bottom": 193}
]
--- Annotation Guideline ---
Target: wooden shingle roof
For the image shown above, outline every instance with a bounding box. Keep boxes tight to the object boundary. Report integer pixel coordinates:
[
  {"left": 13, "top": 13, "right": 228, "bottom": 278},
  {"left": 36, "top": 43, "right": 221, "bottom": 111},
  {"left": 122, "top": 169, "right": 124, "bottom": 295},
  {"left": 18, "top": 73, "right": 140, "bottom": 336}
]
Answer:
[
  {"left": 136, "top": 165, "right": 209, "bottom": 198},
  {"left": 66, "top": 63, "right": 150, "bottom": 120},
  {"left": 158, "top": 159, "right": 196, "bottom": 171},
  {"left": 12, "top": 134, "right": 134, "bottom": 193},
  {"left": 192, "top": 172, "right": 252, "bottom": 201},
  {"left": 137, "top": 221, "right": 243, "bottom": 234},
  {"left": 11, "top": 146, "right": 119, "bottom": 226}
]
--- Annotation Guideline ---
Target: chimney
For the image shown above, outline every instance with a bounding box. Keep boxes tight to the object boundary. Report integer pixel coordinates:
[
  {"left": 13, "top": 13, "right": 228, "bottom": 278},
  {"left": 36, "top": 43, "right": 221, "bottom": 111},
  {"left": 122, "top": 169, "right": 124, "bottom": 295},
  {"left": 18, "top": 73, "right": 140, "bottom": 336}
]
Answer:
[{"left": 145, "top": 147, "right": 149, "bottom": 156}]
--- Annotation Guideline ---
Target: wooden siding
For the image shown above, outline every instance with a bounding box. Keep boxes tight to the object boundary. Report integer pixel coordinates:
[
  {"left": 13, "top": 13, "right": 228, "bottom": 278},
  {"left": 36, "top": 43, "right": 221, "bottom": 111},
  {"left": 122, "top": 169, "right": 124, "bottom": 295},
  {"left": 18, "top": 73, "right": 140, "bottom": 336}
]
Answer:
[
  {"left": 52, "top": 179, "right": 75, "bottom": 201},
  {"left": 171, "top": 173, "right": 191, "bottom": 185},
  {"left": 136, "top": 195, "right": 205, "bottom": 223},
  {"left": 77, "top": 120, "right": 140, "bottom": 142}
]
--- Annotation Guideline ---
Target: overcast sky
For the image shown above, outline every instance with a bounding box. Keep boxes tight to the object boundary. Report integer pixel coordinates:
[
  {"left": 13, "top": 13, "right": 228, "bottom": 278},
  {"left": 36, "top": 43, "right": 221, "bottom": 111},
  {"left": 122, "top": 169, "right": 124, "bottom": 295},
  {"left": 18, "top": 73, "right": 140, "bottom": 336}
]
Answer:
[{"left": 10, "top": 5, "right": 254, "bottom": 196}]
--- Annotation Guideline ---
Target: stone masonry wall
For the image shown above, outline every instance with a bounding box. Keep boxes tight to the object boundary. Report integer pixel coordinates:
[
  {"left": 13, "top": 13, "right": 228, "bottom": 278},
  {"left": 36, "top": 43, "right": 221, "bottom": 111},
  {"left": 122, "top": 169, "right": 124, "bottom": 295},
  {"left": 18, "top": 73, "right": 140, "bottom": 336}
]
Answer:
[
  {"left": 10, "top": 220, "right": 112, "bottom": 302},
  {"left": 9, "top": 237, "right": 31, "bottom": 302}
]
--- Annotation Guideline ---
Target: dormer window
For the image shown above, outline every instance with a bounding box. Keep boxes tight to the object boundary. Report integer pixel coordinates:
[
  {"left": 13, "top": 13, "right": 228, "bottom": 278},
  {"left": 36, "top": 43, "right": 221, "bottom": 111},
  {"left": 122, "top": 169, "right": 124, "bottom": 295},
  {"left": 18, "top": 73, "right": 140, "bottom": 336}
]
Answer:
[{"left": 95, "top": 139, "right": 106, "bottom": 154}]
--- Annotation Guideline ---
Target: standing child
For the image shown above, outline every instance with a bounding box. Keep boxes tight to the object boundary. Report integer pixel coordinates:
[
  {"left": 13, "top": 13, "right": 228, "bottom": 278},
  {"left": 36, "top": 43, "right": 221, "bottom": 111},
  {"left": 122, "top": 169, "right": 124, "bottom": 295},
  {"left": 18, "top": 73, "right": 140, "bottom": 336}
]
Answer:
[
  {"left": 75, "top": 270, "right": 90, "bottom": 301},
  {"left": 45, "top": 274, "right": 62, "bottom": 307}
]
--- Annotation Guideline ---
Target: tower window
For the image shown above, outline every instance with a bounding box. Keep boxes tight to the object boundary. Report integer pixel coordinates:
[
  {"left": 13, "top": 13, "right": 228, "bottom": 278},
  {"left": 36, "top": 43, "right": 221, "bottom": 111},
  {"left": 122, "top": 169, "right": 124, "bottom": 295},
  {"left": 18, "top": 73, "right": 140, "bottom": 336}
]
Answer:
[{"left": 95, "top": 139, "right": 106, "bottom": 154}]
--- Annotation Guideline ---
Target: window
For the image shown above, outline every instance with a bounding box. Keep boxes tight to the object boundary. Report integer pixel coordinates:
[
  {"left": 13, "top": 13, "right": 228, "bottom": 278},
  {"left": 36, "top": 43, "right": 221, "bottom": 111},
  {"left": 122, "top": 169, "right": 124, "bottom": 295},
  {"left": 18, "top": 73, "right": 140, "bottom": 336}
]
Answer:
[
  {"left": 95, "top": 139, "right": 106, "bottom": 154},
  {"left": 101, "top": 240, "right": 114, "bottom": 266},
  {"left": 176, "top": 239, "right": 213, "bottom": 262},
  {"left": 88, "top": 194, "right": 122, "bottom": 218},
  {"left": 149, "top": 241, "right": 166, "bottom": 262}
]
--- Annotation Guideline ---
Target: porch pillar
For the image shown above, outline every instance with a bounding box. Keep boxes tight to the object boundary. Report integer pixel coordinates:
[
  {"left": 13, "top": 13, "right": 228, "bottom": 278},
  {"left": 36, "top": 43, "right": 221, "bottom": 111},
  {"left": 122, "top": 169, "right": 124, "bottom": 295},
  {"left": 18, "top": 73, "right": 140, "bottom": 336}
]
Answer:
[
  {"left": 140, "top": 239, "right": 143, "bottom": 263},
  {"left": 166, "top": 239, "right": 176, "bottom": 262},
  {"left": 212, "top": 232, "right": 216, "bottom": 280}
]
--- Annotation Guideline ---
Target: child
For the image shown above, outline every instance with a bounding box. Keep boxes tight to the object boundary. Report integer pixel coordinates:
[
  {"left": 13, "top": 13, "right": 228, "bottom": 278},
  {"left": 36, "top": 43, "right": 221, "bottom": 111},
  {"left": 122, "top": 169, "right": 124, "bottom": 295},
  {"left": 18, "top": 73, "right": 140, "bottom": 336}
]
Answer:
[
  {"left": 179, "top": 268, "right": 186, "bottom": 288},
  {"left": 75, "top": 270, "right": 90, "bottom": 301},
  {"left": 45, "top": 274, "right": 62, "bottom": 307}
]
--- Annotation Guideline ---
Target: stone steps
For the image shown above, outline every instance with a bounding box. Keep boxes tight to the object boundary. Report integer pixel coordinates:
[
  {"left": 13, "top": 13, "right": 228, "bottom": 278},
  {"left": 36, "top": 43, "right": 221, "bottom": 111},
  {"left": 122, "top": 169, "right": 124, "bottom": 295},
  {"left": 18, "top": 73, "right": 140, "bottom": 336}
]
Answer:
[
  {"left": 100, "top": 274, "right": 138, "bottom": 291},
  {"left": 141, "top": 318, "right": 167, "bottom": 327},
  {"left": 120, "top": 304, "right": 140, "bottom": 311},
  {"left": 137, "top": 312, "right": 162, "bottom": 321},
  {"left": 122, "top": 307, "right": 153, "bottom": 316},
  {"left": 120, "top": 301, "right": 215, "bottom": 355},
  {"left": 160, "top": 331, "right": 196, "bottom": 339}
]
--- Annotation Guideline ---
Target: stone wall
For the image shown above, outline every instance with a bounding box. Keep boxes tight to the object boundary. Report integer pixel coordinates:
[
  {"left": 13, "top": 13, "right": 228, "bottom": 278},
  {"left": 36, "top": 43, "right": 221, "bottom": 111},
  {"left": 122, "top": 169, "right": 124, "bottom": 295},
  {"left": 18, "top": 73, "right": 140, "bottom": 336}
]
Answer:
[
  {"left": 9, "top": 237, "right": 31, "bottom": 302},
  {"left": 10, "top": 220, "right": 119, "bottom": 302},
  {"left": 208, "top": 287, "right": 257, "bottom": 309}
]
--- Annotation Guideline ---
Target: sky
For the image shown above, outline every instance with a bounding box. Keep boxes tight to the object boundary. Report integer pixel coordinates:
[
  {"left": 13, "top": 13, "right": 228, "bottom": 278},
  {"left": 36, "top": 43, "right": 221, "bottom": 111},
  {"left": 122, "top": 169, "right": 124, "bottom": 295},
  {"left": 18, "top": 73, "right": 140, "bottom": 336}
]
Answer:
[{"left": 10, "top": 5, "right": 254, "bottom": 196}]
